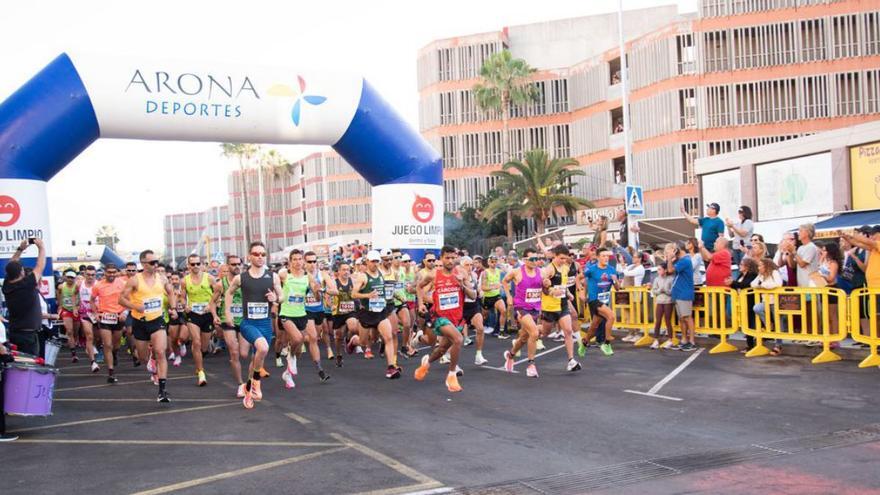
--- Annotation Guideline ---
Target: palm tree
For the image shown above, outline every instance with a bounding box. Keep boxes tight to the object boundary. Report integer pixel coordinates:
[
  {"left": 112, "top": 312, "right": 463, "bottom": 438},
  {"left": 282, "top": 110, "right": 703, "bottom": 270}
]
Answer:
[
  {"left": 220, "top": 143, "right": 261, "bottom": 248},
  {"left": 259, "top": 149, "right": 292, "bottom": 250},
  {"left": 473, "top": 49, "right": 540, "bottom": 241},
  {"left": 482, "top": 149, "right": 593, "bottom": 235}
]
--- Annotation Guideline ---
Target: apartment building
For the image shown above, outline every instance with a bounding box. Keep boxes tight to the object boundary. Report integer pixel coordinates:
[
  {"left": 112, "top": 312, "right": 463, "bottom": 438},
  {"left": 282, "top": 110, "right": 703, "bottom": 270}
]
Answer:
[
  {"left": 417, "top": 0, "right": 880, "bottom": 226},
  {"left": 163, "top": 205, "right": 230, "bottom": 264}
]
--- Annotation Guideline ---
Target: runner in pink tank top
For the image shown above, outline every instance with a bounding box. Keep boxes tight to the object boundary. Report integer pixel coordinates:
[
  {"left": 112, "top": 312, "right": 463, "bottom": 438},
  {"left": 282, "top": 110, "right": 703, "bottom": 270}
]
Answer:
[{"left": 501, "top": 248, "right": 547, "bottom": 377}]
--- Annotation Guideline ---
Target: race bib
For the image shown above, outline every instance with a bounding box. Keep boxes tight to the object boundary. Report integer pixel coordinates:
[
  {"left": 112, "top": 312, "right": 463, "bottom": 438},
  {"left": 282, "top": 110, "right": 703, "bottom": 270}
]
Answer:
[
  {"left": 191, "top": 302, "right": 208, "bottom": 315},
  {"left": 552, "top": 285, "right": 566, "bottom": 298},
  {"left": 339, "top": 301, "right": 356, "bottom": 313},
  {"left": 394, "top": 281, "right": 405, "bottom": 292},
  {"left": 247, "top": 302, "right": 269, "bottom": 319},
  {"left": 384, "top": 284, "right": 395, "bottom": 300},
  {"left": 369, "top": 297, "right": 386, "bottom": 313},
  {"left": 305, "top": 294, "right": 319, "bottom": 305},
  {"left": 144, "top": 297, "right": 164, "bottom": 316},
  {"left": 100, "top": 312, "right": 119, "bottom": 325},
  {"left": 598, "top": 291, "right": 612, "bottom": 305},
  {"left": 525, "top": 288, "right": 542, "bottom": 303},
  {"left": 288, "top": 294, "right": 305, "bottom": 305},
  {"left": 438, "top": 291, "right": 460, "bottom": 311},
  {"left": 62, "top": 296, "right": 73, "bottom": 307},
  {"left": 230, "top": 304, "right": 243, "bottom": 317}
]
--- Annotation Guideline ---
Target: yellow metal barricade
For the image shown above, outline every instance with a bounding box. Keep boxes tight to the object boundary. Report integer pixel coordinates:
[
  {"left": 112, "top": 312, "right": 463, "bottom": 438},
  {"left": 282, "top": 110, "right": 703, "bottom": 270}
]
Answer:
[
  {"left": 691, "top": 286, "right": 739, "bottom": 354},
  {"left": 740, "top": 287, "right": 847, "bottom": 364},
  {"left": 848, "top": 288, "right": 880, "bottom": 368},
  {"left": 611, "top": 286, "right": 652, "bottom": 340}
]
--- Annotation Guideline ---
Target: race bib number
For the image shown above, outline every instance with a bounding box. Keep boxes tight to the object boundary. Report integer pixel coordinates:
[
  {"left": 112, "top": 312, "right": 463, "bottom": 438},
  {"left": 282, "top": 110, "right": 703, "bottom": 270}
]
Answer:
[
  {"left": 100, "top": 312, "right": 119, "bottom": 325},
  {"left": 339, "top": 301, "right": 356, "bottom": 313},
  {"left": 247, "top": 302, "right": 269, "bottom": 319},
  {"left": 144, "top": 298, "right": 164, "bottom": 316},
  {"left": 598, "top": 291, "right": 612, "bottom": 305},
  {"left": 230, "top": 304, "right": 243, "bottom": 317},
  {"left": 384, "top": 284, "right": 395, "bottom": 300},
  {"left": 62, "top": 296, "right": 74, "bottom": 308},
  {"left": 305, "top": 294, "right": 319, "bottom": 305},
  {"left": 288, "top": 294, "right": 305, "bottom": 305},
  {"left": 525, "top": 288, "right": 542, "bottom": 303},
  {"left": 552, "top": 285, "right": 566, "bottom": 298},
  {"left": 394, "top": 281, "right": 405, "bottom": 292},
  {"left": 369, "top": 297, "right": 386, "bottom": 313},
  {"left": 191, "top": 302, "right": 208, "bottom": 315},
  {"left": 438, "top": 291, "right": 460, "bottom": 311}
]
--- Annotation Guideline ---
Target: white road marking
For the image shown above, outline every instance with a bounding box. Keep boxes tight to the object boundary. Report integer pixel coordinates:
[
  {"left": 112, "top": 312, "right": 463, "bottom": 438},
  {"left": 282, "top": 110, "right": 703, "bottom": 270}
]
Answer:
[{"left": 623, "top": 348, "right": 703, "bottom": 401}]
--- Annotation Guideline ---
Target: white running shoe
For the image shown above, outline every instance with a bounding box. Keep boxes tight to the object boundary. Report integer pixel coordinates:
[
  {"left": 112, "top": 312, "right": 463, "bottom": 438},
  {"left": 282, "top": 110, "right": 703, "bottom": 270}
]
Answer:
[
  {"left": 536, "top": 339, "right": 546, "bottom": 351},
  {"left": 503, "top": 351, "right": 515, "bottom": 372},
  {"left": 455, "top": 365, "right": 464, "bottom": 377},
  {"left": 237, "top": 383, "right": 247, "bottom": 398},
  {"left": 286, "top": 354, "right": 298, "bottom": 376},
  {"left": 147, "top": 357, "right": 157, "bottom": 374},
  {"left": 621, "top": 334, "right": 634, "bottom": 343},
  {"left": 90, "top": 361, "right": 100, "bottom": 373},
  {"left": 355, "top": 346, "right": 363, "bottom": 354},
  {"left": 282, "top": 370, "right": 296, "bottom": 389},
  {"left": 280, "top": 346, "right": 289, "bottom": 357},
  {"left": 179, "top": 343, "right": 187, "bottom": 357},
  {"left": 660, "top": 340, "right": 673, "bottom": 350},
  {"left": 275, "top": 356, "right": 283, "bottom": 368},
  {"left": 650, "top": 339, "right": 660, "bottom": 350},
  {"left": 526, "top": 363, "right": 539, "bottom": 378},
  {"left": 439, "top": 353, "right": 451, "bottom": 364},
  {"left": 173, "top": 355, "right": 182, "bottom": 367},
  {"left": 548, "top": 331, "right": 560, "bottom": 340},
  {"left": 168, "top": 352, "right": 177, "bottom": 361},
  {"left": 410, "top": 330, "right": 423, "bottom": 349},
  {"left": 474, "top": 353, "right": 488, "bottom": 366},
  {"left": 566, "top": 359, "right": 582, "bottom": 372}
]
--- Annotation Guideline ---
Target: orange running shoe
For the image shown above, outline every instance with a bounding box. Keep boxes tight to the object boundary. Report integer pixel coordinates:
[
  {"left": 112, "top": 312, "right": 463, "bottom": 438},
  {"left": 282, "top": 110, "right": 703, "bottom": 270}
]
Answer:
[
  {"left": 445, "top": 372, "right": 462, "bottom": 393},
  {"left": 251, "top": 379, "right": 263, "bottom": 401},
  {"left": 364, "top": 348, "right": 374, "bottom": 359},
  {"left": 414, "top": 355, "right": 430, "bottom": 381}
]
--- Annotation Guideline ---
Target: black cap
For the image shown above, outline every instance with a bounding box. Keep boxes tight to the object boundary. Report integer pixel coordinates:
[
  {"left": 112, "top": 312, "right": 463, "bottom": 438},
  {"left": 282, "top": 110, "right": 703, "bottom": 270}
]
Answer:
[
  {"left": 871, "top": 225, "right": 880, "bottom": 235},
  {"left": 707, "top": 202, "right": 720, "bottom": 212},
  {"left": 857, "top": 225, "right": 872, "bottom": 234}
]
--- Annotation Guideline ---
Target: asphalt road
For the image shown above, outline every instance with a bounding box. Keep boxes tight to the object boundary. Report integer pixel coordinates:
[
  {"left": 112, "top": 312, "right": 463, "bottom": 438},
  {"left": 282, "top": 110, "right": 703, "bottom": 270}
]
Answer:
[{"left": 3, "top": 332, "right": 879, "bottom": 495}]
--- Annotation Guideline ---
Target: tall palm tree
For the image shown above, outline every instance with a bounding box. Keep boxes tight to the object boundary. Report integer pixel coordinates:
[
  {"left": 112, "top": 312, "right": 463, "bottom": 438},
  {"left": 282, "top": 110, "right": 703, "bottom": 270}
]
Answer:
[
  {"left": 220, "top": 143, "right": 261, "bottom": 248},
  {"left": 473, "top": 49, "right": 540, "bottom": 241},
  {"left": 482, "top": 149, "right": 592, "bottom": 235}
]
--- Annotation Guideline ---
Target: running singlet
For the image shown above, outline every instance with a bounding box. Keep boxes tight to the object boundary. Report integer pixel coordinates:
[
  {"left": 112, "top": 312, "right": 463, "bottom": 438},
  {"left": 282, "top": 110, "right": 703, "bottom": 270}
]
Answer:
[
  {"left": 464, "top": 271, "right": 478, "bottom": 303},
  {"left": 60, "top": 283, "right": 77, "bottom": 311},
  {"left": 184, "top": 273, "right": 213, "bottom": 315},
  {"left": 130, "top": 274, "right": 166, "bottom": 322},
  {"left": 333, "top": 278, "right": 357, "bottom": 315},
  {"left": 304, "top": 270, "right": 323, "bottom": 312},
  {"left": 381, "top": 268, "right": 397, "bottom": 303},
  {"left": 220, "top": 277, "right": 243, "bottom": 325},
  {"left": 514, "top": 265, "right": 543, "bottom": 311},
  {"left": 241, "top": 268, "right": 273, "bottom": 320},
  {"left": 393, "top": 267, "right": 407, "bottom": 306},
  {"left": 541, "top": 263, "right": 571, "bottom": 312},
  {"left": 281, "top": 273, "right": 309, "bottom": 318},
  {"left": 364, "top": 272, "right": 387, "bottom": 313},
  {"left": 432, "top": 270, "right": 464, "bottom": 324},
  {"left": 482, "top": 269, "right": 501, "bottom": 298},
  {"left": 585, "top": 263, "right": 616, "bottom": 305},
  {"left": 79, "top": 282, "right": 94, "bottom": 314},
  {"left": 401, "top": 268, "right": 416, "bottom": 302},
  {"left": 418, "top": 268, "right": 434, "bottom": 300},
  {"left": 92, "top": 278, "right": 126, "bottom": 317}
]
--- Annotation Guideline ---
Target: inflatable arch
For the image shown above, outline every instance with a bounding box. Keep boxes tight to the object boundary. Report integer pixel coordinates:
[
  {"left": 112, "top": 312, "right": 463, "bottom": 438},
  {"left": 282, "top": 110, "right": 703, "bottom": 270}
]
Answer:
[{"left": 0, "top": 53, "right": 443, "bottom": 299}]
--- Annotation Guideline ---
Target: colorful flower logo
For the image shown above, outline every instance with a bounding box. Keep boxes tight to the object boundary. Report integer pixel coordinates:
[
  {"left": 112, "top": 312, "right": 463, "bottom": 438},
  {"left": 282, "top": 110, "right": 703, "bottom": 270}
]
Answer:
[{"left": 268, "top": 76, "right": 327, "bottom": 126}]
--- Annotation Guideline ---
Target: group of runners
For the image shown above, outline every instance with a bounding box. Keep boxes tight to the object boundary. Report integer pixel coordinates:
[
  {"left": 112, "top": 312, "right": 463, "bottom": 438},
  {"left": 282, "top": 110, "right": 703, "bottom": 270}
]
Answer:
[{"left": 54, "top": 241, "right": 623, "bottom": 408}]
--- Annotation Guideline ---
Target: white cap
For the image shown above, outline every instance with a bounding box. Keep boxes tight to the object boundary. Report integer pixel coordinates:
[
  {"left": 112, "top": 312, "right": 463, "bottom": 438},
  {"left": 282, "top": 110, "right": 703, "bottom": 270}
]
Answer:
[
  {"left": 366, "top": 250, "right": 381, "bottom": 261},
  {"left": 400, "top": 254, "right": 412, "bottom": 262},
  {"left": 354, "top": 258, "right": 364, "bottom": 265},
  {"left": 380, "top": 248, "right": 393, "bottom": 258},
  {"left": 64, "top": 270, "right": 77, "bottom": 277},
  {"left": 459, "top": 256, "right": 473, "bottom": 263}
]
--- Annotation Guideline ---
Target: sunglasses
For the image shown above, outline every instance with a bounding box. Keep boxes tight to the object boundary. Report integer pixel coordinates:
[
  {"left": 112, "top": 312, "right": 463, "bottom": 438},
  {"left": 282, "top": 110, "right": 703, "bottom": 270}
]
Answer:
[
  {"left": 393, "top": 256, "right": 401, "bottom": 260},
  {"left": 229, "top": 262, "right": 242, "bottom": 267},
  {"left": 250, "top": 252, "right": 267, "bottom": 257},
  {"left": 424, "top": 259, "right": 435, "bottom": 263},
  {"left": 189, "top": 262, "right": 201, "bottom": 267},
  {"left": 305, "top": 260, "right": 317, "bottom": 264},
  {"left": 126, "top": 269, "right": 137, "bottom": 273},
  {"left": 144, "top": 260, "right": 159, "bottom": 266},
  {"left": 527, "top": 257, "right": 539, "bottom": 262}
]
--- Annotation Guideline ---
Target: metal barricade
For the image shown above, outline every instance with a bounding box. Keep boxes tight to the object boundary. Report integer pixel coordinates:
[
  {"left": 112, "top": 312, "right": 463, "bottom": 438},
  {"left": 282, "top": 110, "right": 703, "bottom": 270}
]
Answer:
[
  {"left": 848, "top": 288, "right": 880, "bottom": 368},
  {"left": 692, "top": 286, "right": 739, "bottom": 354}
]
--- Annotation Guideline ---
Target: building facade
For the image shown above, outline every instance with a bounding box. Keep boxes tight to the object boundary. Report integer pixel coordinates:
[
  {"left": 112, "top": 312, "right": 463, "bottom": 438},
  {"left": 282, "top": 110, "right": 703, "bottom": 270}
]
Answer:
[
  {"left": 163, "top": 205, "right": 230, "bottom": 265},
  {"left": 163, "top": 151, "right": 371, "bottom": 259},
  {"left": 417, "top": 0, "right": 880, "bottom": 227}
]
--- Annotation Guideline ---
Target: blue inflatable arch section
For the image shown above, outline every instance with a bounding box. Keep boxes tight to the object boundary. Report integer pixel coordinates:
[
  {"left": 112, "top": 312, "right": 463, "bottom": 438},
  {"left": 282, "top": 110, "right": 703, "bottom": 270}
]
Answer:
[{"left": 0, "top": 53, "right": 442, "bottom": 296}]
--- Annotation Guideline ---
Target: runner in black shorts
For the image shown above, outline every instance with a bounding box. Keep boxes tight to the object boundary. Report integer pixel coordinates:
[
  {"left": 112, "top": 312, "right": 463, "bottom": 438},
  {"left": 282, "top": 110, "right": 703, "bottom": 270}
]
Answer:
[
  {"left": 460, "top": 256, "right": 488, "bottom": 366},
  {"left": 351, "top": 250, "right": 401, "bottom": 379},
  {"left": 212, "top": 255, "right": 246, "bottom": 396},
  {"left": 331, "top": 262, "right": 359, "bottom": 367}
]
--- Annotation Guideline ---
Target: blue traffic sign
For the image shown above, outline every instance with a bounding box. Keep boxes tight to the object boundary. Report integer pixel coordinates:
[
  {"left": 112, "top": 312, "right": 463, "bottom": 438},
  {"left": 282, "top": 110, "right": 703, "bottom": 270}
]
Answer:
[{"left": 625, "top": 184, "right": 644, "bottom": 216}]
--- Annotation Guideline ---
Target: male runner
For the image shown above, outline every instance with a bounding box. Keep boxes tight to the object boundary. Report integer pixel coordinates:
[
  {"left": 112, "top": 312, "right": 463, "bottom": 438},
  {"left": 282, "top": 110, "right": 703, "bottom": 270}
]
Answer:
[
  {"left": 119, "top": 250, "right": 177, "bottom": 403},
  {"left": 390, "top": 249, "right": 416, "bottom": 358},
  {"left": 502, "top": 248, "right": 544, "bottom": 377},
  {"left": 123, "top": 261, "right": 139, "bottom": 365},
  {"left": 224, "top": 241, "right": 283, "bottom": 409},
  {"left": 399, "top": 254, "right": 419, "bottom": 355},
  {"left": 540, "top": 245, "right": 582, "bottom": 371},
  {"left": 579, "top": 248, "right": 619, "bottom": 357},
  {"left": 57, "top": 270, "right": 81, "bottom": 363},
  {"left": 91, "top": 264, "right": 127, "bottom": 383},
  {"left": 212, "top": 255, "right": 245, "bottom": 396},
  {"left": 76, "top": 266, "right": 99, "bottom": 372},
  {"left": 351, "top": 250, "right": 401, "bottom": 378},
  {"left": 480, "top": 255, "right": 507, "bottom": 338},
  {"left": 182, "top": 254, "right": 215, "bottom": 386},
  {"left": 413, "top": 246, "right": 475, "bottom": 392},
  {"left": 302, "top": 251, "right": 336, "bottom": 365},
  {"left": 411, "top": 252, "right": 437, "bottom": 348},
  {"left": 166, "top": 272, "right": 188, "bottom": 366},
  {"left": 377, "top": 249, "right": 401, "bottom": 358},
  {"left": 461, "top": 256, "right": 488, "bottom": 365},
  {"left": 278, "top": 249, "right": 329, "bottom": 388},
  {"left": 331, "top": 262, "right": 359, "bottom": 367}
]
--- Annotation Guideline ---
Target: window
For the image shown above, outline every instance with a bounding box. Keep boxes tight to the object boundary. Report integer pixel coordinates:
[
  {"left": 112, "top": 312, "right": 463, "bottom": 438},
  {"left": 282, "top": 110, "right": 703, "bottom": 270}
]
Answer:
[
  {"left": 703, "top": 31, "right": 729, "bottom": 72},
  {"left": 553, "top": 125, "right": 570, "bottom": 158},
  {"left": 613, "top": 156, "right": 626, "bottom": 184},
  {"left": 438, "top": 48, "right": 454, "bottom": 81},
  {"left": 681, "top": 143, "right": 697, "bottom": 184},
  {"left": 439, "top": 92, "right": 455, "bottom": 125},
  {"left": 676, "top": 33, "right": 696, "bottom": 75},
  {"left": 679, "top": 88, "right": 697, "bottom": 129},
  {"left": 609, "top": 57, "right": 622, "bottom": 85},
  {"left": 682, "top": 197, "right": 700, "bottom": 216},
  {"left": 832, "top": 14, "right": 860, "bottom": 59},
  {"left": 835, "top": 72, "right": 861, "bottom": 116}
]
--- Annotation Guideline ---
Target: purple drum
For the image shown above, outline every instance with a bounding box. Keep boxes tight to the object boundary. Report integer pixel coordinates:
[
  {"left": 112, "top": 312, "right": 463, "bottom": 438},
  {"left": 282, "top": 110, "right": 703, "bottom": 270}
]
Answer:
[{"left": 3, "top": 363, "right": 58, "bottom": 416}]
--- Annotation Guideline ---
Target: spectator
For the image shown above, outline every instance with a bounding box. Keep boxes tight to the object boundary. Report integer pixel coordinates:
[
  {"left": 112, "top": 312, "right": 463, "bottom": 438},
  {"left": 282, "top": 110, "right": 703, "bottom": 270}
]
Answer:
[
  {"left": 752, "top": 258, "right": 783, "bottom": 355},
  {"left": 649, "top": 264, "right": 674, "bottom": 349},
  {"left": 729, "top": 258, "right": 759, "bottom": 347},
  {"left": 774, "top": 232, "right": 799, "bottom": 286},
  {"left": 788, "top": 223, "right": 820, "bottom": 288},
  {"left": 685, "top": 238, "right": 704, "bottom": 286},
  {"left": 682, "top": 202, "right": 725, "bottom": 252},
  {"left": 2, "top": 239, "right": 47, "bottom": 355},
  {"left": 590, "top": 216, "right": 608, "bottom": 247},
  {"left": 841, "top": 226, "right": 880, "bottom": 289},
  {"left": 619, "top": 252, "right": 646, "bottom": 343},
  {"left": 725, "top": 206, "right": 755, "bottom": 265},
  {"left": 665, "top": 242, "right": 697, "bottom": 351},
  {"left": 700, "top": 237, "right": 732, "bottom": 288},
  {"left": 743, "top": 240, "right": 767, "bottom": 261},
  {"left": 815, "top": 242, "right": 842, "bottom": 347},
  {"left": 840, "top": 229, "right": 869, "bottom": 345}
]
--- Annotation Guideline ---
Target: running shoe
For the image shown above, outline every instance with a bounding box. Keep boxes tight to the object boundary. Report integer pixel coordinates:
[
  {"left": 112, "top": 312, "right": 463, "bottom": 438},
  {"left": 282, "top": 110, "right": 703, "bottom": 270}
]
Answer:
[
  {"left": 355, "top": 346, "right": 364, "bottom": 354},
  {"left": 474, "top": 353, "right": 488, "bottom": 366},
  {"left": 147, "top": 357, "right": 157, "bottom": 374},
  {"left": 548, "top": 331, "right": 560, "bottom": 340},
  {"left": 553, "top": 333, "right": 566, "bottom": 343},
  {"left": 414, "top": 355, "right": 430, "bottom": 381},
  {"left": 107, "top": 375, "right": 118, "bottom": 384},
  {"left": 335, "top": 355, "right": 344, "bottom": 368},
  {"left": 237, "top": 383, "right": 247, "bottom": 398},
  {"left": 364, "top": 348, "right": 374, "bottom": 359},
  {"left": 251, "top": 379, "right": 263, "bottom": 401},
  {"left": 90, "top": 361, "right": 100, "bottom": 373},
  {"left": 410, "top": 330, "right": 423, "bottom": 349},
  {"left": 378, "top": 341, "right": 386, "bottom": 357},
  {"left": 327, "top": 349, "right": 335, "bottom": 360},
  {"left": 179, "top": 343, "right": 187, "bottom": 357},
  {"left": 243, "top": 391, "right": 255, "bottom": 409},
  {"left": 661, "top": 340, "right": 674, "bottom": 350},
  {"left": 439, "top": 353, "right": 451, "bottom": 364},
  {"left": 346, "top": 336, "right": 358, "bottom": 355},
  {"left": 157, "top": 391, "right": 170, "bottom": 403},
  {"left": 681, "top": 342, "right": 697, "bottom": 352},
  {"left": 197, "top": 370, "right": 207, "bottom": 386},
  {"left": 577, "top": 339, "right": 587, "bottom": 357},
  {"left": 286, "top": 354, "right": 298, "bottom": 377},
  {"left": 281, "top": 346, "right": 289, "bottom": 357},
  {"left": 151, "top": 373, "right": 159, "bottom": 386},
  {"left": 567, "top": 359, "right": 582, "bottom": 372},
  {"left": 318, "top": 370, "right": 331, "bottom": 382},
  {"left": 650, "top": 339, "right": 660, "bottom": 350},
  {"left": 526, "top": 363, "right": 539, "bottom": 378},
  {"left": 96, "top": 349, "right": 104, "bottom": 363},
  {"left": 497, "top": 332, "right": 511, "bottom": 340},
  {"left": 503, "top": 350, "right": 515, "bottom": 372},
  {"left": 455, "top": 365, "right": 464, "bottom": 377},
  {"left": 71, "top": 354, "right": 79, "bottom": 364},
  {"left": 463, "top": 336, "right": 473, "bottom": 347},
  {"left": 386, "top": 365, "right": 402, "bottom": 379},
  {"left": 275, "top": 356, "right": 283, "bottom": 368},
  {"left": 173, "top": 355, "right": 182, "bottom": 367},
  {"left": 445, "top": 372, "right": 462, "bottom": 393},
  {"left": 600, "top": 343, "right": 614, "bottom": 356},
  {"left": 168, "top": 352, "right": 176, "bottom": 362},
  {"left": 536, "top": 339, "right": 546, "bottom": 351},
  {"left": 282, "top": 370, "right": 296, "bottom": 389}
]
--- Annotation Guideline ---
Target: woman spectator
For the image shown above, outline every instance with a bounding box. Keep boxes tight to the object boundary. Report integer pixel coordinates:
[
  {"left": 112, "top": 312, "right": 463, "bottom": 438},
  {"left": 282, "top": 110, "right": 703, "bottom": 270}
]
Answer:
[
  {"left": 752, "top": 258, "right": 783, "bottom": 355},
  {"left": 685, "top": 238, "right": 704, "bottom": 286},
  {"left": 649, "top": 264, "right": 674, "bottom": 349},
  {"left": 725, "top": 206, "right": 754, "bottom": 265},
  {"left": 814, "top": 242, "right": 843, "bottom": 348},
  {"left": 590, "top": 216, "right": 608, "bottom": 247},
  {"left": 743, "top": 240, "right": 767, "bottom": 261},
  {"left": 620, "top": 252, "right": 646, "bottom": 343},
  {"left": 729, "top": 258, "right": 759, "bottom": 343},
  {"left": 774, "top": 232, "right": 799, "bottom": 287}
]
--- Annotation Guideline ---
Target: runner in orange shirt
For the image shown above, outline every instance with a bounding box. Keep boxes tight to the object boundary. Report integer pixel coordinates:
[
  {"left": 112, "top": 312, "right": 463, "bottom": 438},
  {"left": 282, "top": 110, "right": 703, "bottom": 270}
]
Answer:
[{"left": 91, "top": 263, "right": 127, "bottom": 383}]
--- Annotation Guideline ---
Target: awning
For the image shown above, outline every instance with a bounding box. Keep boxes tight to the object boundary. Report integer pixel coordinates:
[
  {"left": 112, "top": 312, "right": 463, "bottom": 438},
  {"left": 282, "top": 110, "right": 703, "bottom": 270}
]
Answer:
[
  {"left": 812, "top": 210, "right": 880, "bottom": 239},
  {"left": 634, "top": 217, "right": 697, "bottom": 247}
]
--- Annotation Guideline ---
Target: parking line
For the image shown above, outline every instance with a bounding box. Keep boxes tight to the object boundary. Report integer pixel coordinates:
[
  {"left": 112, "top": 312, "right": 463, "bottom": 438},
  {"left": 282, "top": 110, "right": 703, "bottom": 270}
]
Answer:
[
  {"left": 514, "top": 344, "right": 565, "bottom": 365},
  {"left": 59, "top": 373, "right": 192, "bottom": 378},
  {"left": 54, "top": 398, "right": 232, "bottom": 403},
  {"left": 623, "top": 348, "right": 703, "bottom": 401},
  {"left": 354, "top": 482, "right": 451, "bottom": 495},
  {"left": 330, "top": 433, "right": 442, "bottom": 487},
  {"left": 9, "top": 402, "right": 238, "bottom": 433},
  {"left": 285, "top": 412, "right": 313, "bottom": 425},
  {"left": 55, "top": 375, "right": 191, "bottom": 392},
  {"left": 14, "top": 439, "right": 345, "bottom": 447},
  {"left": 129, "top": 446, "right": 348, "bottom": 495}
]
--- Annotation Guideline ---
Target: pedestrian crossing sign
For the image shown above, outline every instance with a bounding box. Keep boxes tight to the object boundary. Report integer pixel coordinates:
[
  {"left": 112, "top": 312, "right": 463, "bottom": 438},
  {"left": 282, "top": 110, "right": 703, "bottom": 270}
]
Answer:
[{"left": 625, "top": 184, "right": 644, "bottom": 215}]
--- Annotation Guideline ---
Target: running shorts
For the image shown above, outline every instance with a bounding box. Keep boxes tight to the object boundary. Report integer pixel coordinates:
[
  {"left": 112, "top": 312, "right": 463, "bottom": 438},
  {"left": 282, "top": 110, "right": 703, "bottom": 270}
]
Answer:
[
  {"left": 332, "top": 313, "right": 356, "bottom": 330},
  {"left": 463, "top": 301, "right": 481, "bottom": 323},
  {"left": 481, "top": 295, "right": 501, "bottom": 310},
  {"left": 59, "top": 308, "right": 80, "bottom": 322},
  {"left": 132, "top": 317, "right": 166, "bottom": 341},
  {"left": 306, "top": 310, "right": 325, "bottom": 325},
  {"left": 357, "top": 308, "right": 387, "bottom": 329},
  {"left": 431, "top": 317, "right": 464, "bottom": 336},
  {"left": 186, "top": 312, "right": 213, "bottom": 333},
  {"left": 279, "top": 315, "right": 309, "bottom": 331},
  {"left": 219, "top": 322, "right": 240, "bottom": 333},
  {"left": 515, "top": 307, "right": 541, "bottom": 322},
  {"left": 240, "top": 318, "right": 274, "bottom": 345}
]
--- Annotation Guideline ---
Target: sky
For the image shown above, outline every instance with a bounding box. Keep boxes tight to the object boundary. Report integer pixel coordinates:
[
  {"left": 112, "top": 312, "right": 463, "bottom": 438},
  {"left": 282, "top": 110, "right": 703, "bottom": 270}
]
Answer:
[{"left": 0, "top": 0, "right": 697, "bottom": 254}]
